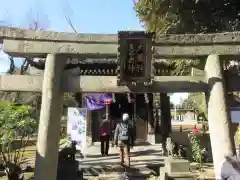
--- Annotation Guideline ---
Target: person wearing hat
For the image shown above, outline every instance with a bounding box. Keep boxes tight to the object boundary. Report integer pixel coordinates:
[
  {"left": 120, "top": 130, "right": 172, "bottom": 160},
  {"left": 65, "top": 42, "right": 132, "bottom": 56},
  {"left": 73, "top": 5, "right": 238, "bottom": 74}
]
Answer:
[
  {"left": 114, "top": 113, "right": 135, "bottom": 167},
  {"left": 99, "top": 114, "right": 111, "bottom": 156}
]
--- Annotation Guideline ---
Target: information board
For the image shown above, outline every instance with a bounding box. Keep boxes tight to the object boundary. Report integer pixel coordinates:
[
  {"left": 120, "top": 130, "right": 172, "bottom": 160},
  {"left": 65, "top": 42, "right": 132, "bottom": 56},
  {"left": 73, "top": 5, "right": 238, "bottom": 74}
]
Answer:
[{"left": 67, "top": 107, "right": 87, "bottom": 154}]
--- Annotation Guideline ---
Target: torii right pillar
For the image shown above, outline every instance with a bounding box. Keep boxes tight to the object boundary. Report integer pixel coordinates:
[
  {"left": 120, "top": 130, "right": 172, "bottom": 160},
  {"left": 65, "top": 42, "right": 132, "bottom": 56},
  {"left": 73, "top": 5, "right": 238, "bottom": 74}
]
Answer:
[{"left": 205, "top": 54, "right": 235, "bottom": 179}]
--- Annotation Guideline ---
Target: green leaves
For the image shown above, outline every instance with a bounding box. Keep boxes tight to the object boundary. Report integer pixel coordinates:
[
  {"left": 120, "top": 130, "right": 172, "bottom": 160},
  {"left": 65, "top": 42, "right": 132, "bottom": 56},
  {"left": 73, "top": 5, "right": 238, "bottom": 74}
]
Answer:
[
  {"left": 188, "top": 132, "right": 203, "bottom": 164},
  {"left": 181, "top": 93, "right": 207, "bottom": 123},
  {"left": 0, "top": 101, "right": 37, "bottom": 167},
  {"left": 0, "top": 102, "right": 37, "bottom": 146}
]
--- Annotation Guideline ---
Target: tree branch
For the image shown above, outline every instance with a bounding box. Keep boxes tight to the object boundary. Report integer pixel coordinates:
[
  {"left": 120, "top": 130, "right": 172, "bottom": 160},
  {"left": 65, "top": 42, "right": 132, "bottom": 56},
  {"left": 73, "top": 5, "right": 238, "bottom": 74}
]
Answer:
[
  {"left": 65, "top": 15, "right": 78, "bottom": 33},
  {"left": 7, "top": 56, "right": 15, "bottom": 74}
]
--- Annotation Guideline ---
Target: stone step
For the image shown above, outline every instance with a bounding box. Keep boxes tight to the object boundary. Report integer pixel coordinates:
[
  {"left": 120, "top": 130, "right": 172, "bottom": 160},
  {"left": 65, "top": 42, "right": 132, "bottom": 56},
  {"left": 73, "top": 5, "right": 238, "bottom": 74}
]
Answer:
[
  {"left": 86, "top": 175, "right": 148, "bottom": 180},
  {"left": 82, "top": 165, "right": 157, "bottom": 178},
  {"left": 99, "top": 173, "right": 150, "bottom": 179},
  {"left": 167, "top": 172, "right": 198, "bottom": 180}
]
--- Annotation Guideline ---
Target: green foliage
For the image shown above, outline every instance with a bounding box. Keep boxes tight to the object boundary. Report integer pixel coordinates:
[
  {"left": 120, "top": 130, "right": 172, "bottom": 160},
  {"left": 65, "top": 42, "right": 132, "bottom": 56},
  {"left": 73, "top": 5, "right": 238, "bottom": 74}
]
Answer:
[
  {"left": 0, "top": 100, "right": 12, "bottom": 107},
  {"left": 134, "top": 0, "right": 240, "bottom": 74},
  {"left": 134, "top": 0, "right": 240, "bottom": 34},
  {"left": 182, "top": 93, "right": 207, "bottom": 123},
  {"left": 62, "top": 92, "right": 78, "bottom": 115},
  {"left": 171, "top": 59, "right": 200, "bottom": 76},
  {"left": 63, "top": 92, "right": 76, "bottom": 106},
  {"left": 0, "top": 101, "right": 37, "bottom": 167},
  {"left": 0, "top": 103, "right": 36, "bottom": 141},
  {"left": 188, "top": 132, "right": 203, "bottom": 165}
]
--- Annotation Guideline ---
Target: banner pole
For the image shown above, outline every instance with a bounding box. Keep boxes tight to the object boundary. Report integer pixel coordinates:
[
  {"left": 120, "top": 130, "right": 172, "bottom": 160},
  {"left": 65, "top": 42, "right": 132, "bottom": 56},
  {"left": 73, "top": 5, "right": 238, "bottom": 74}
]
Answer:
[{"left": 84, "top": 107, "right": 87, "bottom": 158}]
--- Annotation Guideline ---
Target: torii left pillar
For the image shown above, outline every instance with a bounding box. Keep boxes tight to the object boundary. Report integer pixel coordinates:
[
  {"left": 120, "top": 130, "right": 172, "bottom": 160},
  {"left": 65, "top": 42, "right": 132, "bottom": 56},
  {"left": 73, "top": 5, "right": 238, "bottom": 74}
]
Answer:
[{"left": 34, "top": 54, "right": 65, "bottom": 180}]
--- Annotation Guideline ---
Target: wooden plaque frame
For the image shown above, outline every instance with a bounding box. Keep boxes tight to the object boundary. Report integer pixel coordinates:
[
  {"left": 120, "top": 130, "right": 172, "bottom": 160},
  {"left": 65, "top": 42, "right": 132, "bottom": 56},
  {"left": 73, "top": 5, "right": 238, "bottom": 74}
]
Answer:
[{"left": 117, "top": 31, "right": 154, "bottom": 86}]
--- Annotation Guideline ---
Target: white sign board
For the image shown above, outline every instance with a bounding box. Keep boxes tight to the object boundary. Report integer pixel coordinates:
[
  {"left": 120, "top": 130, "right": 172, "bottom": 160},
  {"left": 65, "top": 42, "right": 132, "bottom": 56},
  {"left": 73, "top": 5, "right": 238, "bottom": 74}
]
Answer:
[{"left": 67, "top": 107, "right": 87, "bottom": 154}]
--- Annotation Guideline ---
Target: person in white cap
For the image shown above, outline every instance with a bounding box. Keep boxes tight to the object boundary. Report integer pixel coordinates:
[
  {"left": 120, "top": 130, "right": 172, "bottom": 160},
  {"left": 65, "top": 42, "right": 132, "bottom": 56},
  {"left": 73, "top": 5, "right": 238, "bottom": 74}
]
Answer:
[{"left": 114, "top": 113, "right": 135, "bottom": 167}]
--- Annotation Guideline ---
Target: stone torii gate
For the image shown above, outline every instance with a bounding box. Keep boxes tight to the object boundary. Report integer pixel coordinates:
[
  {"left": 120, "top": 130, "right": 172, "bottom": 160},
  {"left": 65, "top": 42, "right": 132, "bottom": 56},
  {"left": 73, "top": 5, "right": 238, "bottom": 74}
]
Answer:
[{"left": 0, "top": 27, "right": 240, "bottom": 179}]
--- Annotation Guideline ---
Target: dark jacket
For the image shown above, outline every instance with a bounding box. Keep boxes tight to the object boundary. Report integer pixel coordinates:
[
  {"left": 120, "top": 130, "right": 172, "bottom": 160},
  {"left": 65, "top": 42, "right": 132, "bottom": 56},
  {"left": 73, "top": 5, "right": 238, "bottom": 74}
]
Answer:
[
  {"left": 114, "top": 121, "right": 135, "bottom": 146},
  {"left": 99, "top": 119, "right": 111, "bottom": 136}
]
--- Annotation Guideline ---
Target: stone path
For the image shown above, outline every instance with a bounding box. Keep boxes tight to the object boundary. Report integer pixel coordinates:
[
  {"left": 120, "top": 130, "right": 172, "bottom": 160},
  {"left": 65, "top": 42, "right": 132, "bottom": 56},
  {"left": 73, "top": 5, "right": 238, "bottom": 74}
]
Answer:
[{"left": 77, "top": 143, "right": 165, "bottom": 179}]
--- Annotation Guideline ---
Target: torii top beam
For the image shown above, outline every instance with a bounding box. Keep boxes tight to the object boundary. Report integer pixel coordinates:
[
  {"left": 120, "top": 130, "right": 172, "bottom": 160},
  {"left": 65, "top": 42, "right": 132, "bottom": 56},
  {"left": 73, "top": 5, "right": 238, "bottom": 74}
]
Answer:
[
  {"left": 1, "top": 27, "right": 240, "bottom": 44},
  {"left": 1, "top": 27, "right": 240, "bottom": 58}
]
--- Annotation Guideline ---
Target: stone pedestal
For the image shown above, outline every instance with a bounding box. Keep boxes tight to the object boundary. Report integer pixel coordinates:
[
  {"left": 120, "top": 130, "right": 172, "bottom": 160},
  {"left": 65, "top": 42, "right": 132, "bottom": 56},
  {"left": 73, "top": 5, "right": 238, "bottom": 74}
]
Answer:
[
  {"left": 165, "top": 157, "right": 190, "bottom": 174},
  {"left": 160, "top": 157, "right": 196, "bottom": 180}
]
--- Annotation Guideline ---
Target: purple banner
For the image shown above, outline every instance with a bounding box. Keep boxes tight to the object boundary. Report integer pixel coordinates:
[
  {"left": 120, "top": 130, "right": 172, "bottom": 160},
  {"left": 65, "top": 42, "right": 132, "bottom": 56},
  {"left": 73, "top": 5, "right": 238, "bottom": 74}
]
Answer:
[{"left": 86, "top": 93, "right": 112, "bottom": 111}]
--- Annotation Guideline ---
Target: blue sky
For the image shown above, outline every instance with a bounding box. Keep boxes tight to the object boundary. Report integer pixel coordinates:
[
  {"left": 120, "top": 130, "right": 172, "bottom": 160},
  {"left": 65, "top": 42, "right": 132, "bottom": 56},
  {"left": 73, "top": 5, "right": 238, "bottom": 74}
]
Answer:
[{"left": 0, "top": 0, "right": 188, "bottom": 104}]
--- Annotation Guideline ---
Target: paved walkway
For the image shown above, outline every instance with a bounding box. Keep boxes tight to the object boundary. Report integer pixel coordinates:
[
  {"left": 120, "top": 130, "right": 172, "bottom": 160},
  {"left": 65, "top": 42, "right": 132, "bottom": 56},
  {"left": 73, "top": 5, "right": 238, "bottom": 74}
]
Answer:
[{"left": 77, "top": 143, "right": 165, "bottom": 179}]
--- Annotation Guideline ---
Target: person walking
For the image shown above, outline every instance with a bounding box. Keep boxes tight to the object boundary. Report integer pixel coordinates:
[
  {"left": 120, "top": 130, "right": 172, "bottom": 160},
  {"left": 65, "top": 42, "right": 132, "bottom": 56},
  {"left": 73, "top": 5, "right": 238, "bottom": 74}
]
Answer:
[
  {"left": 99, "top": 114, "right": 111, "bottom": 156},
  {"left": 114, "top": 113, "right": 135, "bottom": 167}
]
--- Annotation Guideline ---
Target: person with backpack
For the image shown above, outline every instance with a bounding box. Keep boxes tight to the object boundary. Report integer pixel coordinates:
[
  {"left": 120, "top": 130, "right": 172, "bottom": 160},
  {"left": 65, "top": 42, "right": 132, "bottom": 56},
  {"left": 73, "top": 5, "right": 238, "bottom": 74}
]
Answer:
[
  {"left": 114, "top": 113, "right": 135, "bottom": 167},
  {"left": 99, "top": 114, "right": 111, "bottom": 156}
]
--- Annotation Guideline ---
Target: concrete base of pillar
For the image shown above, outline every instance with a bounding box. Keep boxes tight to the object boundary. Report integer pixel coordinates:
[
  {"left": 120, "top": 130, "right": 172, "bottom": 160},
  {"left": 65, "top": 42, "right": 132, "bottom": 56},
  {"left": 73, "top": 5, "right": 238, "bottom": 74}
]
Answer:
[
  {"left": 147, "top": 133, "right": 162, "bottom": 144},
  {"left": 159, "top": 157, "right": 196, "bottom": 180},
  {"left": 165, "top": 157, "right": 190, "bottom": 173}
]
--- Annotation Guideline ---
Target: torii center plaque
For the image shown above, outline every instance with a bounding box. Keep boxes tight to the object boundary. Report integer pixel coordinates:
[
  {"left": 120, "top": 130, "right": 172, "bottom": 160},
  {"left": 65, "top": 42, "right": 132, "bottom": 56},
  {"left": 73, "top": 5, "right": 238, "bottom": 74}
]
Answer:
[{"left": 117, "top": 31, "right": 154, "bottom": 86}]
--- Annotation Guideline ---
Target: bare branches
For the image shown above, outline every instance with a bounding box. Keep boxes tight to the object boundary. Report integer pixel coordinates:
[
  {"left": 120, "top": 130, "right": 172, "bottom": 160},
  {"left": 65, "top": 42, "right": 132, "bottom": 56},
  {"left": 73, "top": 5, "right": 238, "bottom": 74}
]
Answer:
[
  {"left": 64, "top": 15, "right": 78, "bottom": 33},
  {"left": 61, "top": 0, "right": 79, "bottom": 33},
  {"left": 20, "top": 59, "right": 29, "bottom": 75},
  {"left": 29, "top": 20, "right": 40, "bottom": 31},
  {"left": 0, "top": 11, "right": 12, "bottom": 27},
  {"left": 22, "top": 5, "right": 50, "bottom": 71},
  {"left": 28, "top": 12, "right": 48, "bottom": 31},
  {"left": 7, "top": 56, "right": 15, "bottom": 74},
  {"left": 24, "top": 3, "right": 49, "bottom": 31}
]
